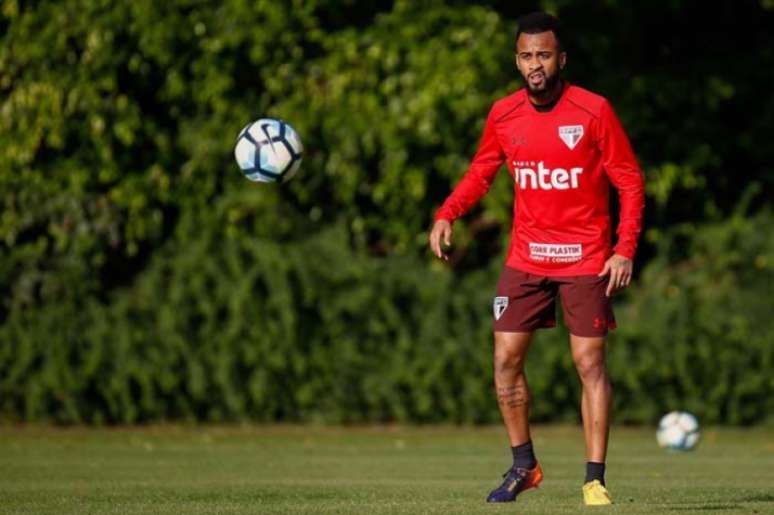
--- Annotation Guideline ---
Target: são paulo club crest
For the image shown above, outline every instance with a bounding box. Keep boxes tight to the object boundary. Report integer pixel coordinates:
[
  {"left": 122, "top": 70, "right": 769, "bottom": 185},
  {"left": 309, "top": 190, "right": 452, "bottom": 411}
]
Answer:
[
  {"left": 559, "top": 125, "right": 584, "bottom": 150},
  {"left": 493, "top": 296, "right": 509, "bottom": 320}
]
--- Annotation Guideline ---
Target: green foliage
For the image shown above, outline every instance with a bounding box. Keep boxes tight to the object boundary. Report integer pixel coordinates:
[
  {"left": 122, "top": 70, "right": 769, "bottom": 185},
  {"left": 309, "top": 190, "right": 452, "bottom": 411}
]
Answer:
[
  {"left": 275, "top": 2, "right": 517, "bottom": 254},
  {"left": 2, "top": 214, "right": 772, "bottom": 424},
  {"left": 1, "top": 1, "right": 773, "bottom": 424},
  {"left": 0, "top": 221, "right": 492, "bottom": 423},
  {"left": 610, "top": 210, "right": 774, "bottom": 425}
]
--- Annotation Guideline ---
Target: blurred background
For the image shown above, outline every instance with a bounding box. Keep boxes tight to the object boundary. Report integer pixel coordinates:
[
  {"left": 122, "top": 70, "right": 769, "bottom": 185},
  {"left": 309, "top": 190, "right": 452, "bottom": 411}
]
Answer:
[{"left": 1, "top": 0, "right": 772, "bottom": 426}]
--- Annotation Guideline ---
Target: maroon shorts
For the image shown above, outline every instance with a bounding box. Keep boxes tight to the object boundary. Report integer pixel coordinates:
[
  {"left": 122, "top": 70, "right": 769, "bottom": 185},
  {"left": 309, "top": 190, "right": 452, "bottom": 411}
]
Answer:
[{"left": 493, "top": 266, "right": 616, "bottom": 337}]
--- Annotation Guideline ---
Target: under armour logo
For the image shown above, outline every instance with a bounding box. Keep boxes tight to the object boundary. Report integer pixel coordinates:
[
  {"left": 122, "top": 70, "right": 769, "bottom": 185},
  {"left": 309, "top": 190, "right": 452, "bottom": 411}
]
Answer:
[
  {"left": 593, "top": 317, "right": 605, "bottom": 329},
  {"left": 511, "top": 136, "right": 527, "bottom": 146}
]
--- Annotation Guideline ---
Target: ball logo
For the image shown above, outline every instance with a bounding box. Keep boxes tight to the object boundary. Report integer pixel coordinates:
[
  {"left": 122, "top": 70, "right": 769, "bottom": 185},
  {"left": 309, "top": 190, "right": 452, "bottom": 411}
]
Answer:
[{"left": 513, "top": 161, "right": 583, "bottom": 190}]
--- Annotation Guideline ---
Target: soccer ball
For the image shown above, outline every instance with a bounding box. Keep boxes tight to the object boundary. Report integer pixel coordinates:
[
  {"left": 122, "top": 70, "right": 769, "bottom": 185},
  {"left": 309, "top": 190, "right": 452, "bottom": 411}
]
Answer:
[
  {"left": 234, "top": 118, "right": 303, "bottom": 183},
  {"left": 656, "top": 411, "right": 700, "bottom": 451}
]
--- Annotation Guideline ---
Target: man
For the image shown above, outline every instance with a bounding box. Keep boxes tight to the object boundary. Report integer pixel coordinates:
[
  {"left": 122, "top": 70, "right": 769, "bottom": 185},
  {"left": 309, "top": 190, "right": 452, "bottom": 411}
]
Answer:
[{"left": 429, "top": 12, "right": 645, "bottom": 506}]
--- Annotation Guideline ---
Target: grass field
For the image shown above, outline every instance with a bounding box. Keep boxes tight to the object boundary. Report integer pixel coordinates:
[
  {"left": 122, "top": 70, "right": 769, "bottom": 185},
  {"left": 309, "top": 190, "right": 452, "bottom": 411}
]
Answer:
[{"left": 1, "top": 425, "right": 772, "bottom": 514}]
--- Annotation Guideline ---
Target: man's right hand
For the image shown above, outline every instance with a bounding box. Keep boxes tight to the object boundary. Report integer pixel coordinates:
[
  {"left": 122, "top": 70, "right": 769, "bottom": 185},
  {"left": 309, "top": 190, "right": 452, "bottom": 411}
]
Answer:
[{"left": 429, "top": 219, "right": 453, "bottom": 261}]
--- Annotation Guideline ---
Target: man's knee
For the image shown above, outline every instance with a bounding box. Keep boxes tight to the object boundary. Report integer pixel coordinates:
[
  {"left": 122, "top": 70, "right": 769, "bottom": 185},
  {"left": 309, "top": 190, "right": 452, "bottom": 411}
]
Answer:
[
  {"left": 495, "top": 353, "right": 525, "bottom": 377},
  {"left": 494, "top": 338, "right": 528, "bottom": 375},
  {"left": 573, "top": 351, "right": 607, "bottom": 383}
]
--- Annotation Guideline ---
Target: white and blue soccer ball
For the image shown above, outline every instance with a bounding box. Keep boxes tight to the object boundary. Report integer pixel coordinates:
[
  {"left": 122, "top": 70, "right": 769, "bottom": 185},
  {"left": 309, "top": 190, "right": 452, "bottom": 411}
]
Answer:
[
  {"left": 656, "top": 411, "right": 700, "bottom": 451},
  {"left": 234, "top": 118, "right": 303, "bottom": 183}
]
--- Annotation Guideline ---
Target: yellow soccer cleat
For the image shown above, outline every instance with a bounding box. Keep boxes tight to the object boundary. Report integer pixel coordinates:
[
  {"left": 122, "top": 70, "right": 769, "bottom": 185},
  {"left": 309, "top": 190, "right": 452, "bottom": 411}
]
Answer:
[{"left": 582, "top": 480, "right": 613, "bottom": 506}]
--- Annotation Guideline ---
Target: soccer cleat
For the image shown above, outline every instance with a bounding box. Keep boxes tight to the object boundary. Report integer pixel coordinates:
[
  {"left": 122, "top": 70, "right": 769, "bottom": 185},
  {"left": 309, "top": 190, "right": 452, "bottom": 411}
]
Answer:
[
  {"left": 582, "top": 479, "right": 613, "bottom": 506},
  {"left": 486, "top": 463, "right": 543, "bottom": 503}
]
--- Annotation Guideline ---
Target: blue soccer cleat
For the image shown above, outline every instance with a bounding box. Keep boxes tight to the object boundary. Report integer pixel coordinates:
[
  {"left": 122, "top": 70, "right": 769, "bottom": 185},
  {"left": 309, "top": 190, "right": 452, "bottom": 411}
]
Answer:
[{"left": 486, "top": 463, "right": 543, "bottom": 503}]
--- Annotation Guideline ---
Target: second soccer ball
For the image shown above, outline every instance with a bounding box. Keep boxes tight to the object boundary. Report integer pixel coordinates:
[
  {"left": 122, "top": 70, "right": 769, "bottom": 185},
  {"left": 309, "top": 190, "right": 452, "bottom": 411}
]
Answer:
[{"left": 656, "top": 411, "right": 700, "bottom": 451}]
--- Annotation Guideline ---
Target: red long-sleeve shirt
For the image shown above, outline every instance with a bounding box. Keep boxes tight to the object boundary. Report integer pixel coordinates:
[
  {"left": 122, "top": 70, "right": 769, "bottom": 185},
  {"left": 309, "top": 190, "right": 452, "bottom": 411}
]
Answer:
[{"left": 435, "top": 83, "right": 645, "bottom": 276}]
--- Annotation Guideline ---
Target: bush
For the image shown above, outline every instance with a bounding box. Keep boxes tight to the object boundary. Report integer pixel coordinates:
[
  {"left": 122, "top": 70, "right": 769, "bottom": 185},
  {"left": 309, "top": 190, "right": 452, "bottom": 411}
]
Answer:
[
  {"left": 608, "top": 210, "right": 774, "bottom": 425},
  {"left": 2, "top": 213, "right": 772, "bottom": 425}
]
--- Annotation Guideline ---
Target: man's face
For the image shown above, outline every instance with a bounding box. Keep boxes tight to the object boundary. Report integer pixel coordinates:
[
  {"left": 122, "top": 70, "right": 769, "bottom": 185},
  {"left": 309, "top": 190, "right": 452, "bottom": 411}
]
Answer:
[{"left": 515, "top": 31, "right": 566, "bottom": 96}]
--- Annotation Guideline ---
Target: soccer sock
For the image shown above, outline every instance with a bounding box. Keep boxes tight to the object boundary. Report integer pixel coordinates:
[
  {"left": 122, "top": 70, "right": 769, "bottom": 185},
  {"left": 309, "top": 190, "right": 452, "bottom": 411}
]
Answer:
[
  {"left": 585, "top": 461, "right": 606, "bottom": 485},
  {"left": 511, "top": 440, "right": 537, "bottom": 470}
]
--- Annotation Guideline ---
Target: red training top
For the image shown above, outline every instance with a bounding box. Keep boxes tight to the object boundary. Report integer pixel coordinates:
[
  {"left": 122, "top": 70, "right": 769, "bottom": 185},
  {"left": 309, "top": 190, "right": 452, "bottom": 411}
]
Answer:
[{"left": 435, "top": 83, "right": 645, "bottom": 276}]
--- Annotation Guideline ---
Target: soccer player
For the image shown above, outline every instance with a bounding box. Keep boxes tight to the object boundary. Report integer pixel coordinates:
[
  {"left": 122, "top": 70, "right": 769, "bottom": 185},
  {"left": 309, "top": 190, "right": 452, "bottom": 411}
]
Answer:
[{"left": 429, "top": 12, "right": 645, "bottom": 506}]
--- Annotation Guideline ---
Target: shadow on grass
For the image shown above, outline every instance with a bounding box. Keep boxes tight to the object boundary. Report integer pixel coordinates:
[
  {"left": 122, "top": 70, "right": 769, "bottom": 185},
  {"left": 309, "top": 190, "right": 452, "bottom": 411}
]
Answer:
[
  {"left": 664, "top": 491, "right": 774, "bottom": 511},
  {"left": 739, "top": 493, "right": 774, "bottom": 503},
  {"left": 667, "top": 505, "right": 739, "bottom": 511}
]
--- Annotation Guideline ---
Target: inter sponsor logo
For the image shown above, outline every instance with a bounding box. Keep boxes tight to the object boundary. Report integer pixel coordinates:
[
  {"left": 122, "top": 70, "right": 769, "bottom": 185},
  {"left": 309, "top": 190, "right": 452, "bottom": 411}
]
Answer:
[
  {"left": 559, "top": 125, "right": 584, "bottom": 150},
  {"left": 512, "top": 161, "right": 583, "bottom": 190},
  {"left": 529, "top": 243, "right": 583, "bottom": 263}
]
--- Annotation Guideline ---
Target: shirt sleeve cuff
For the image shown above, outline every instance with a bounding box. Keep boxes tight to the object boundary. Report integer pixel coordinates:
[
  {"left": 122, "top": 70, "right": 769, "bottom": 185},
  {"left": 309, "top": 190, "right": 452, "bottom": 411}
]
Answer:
[
  {"left": 434, "top": 209, "right": 454, "bottom": 223},
  {"left": 613, "top": 241, "right": 636, "bottom": 260}
]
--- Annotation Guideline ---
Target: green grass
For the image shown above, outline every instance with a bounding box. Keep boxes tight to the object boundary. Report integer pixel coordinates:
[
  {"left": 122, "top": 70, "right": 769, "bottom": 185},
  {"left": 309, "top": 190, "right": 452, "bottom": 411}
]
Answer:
[{"left": 1, "top": 425, "right": 772, "bottom": 514}]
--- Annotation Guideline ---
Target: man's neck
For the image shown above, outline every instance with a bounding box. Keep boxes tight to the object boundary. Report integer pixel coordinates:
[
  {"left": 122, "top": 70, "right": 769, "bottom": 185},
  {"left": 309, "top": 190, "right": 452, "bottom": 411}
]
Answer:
[
  {"left": 529, "top": 80, "right": 564, "bottom": 113},
  {"left": 528, "top": 80, "right": 564, "bottom": 106}
]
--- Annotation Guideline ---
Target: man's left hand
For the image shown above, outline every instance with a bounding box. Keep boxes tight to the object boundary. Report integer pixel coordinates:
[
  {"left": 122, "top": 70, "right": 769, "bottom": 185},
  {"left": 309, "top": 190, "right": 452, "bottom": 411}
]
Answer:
[{"left": 598, "top": 254, "right": 633, "bottom": 297}]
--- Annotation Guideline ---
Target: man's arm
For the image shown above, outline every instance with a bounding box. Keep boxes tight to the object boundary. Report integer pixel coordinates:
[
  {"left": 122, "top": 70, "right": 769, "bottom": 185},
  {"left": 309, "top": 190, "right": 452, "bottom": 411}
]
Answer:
[
  {"left": 597, "top": 100, "right": 645, "bottom": 295},
  {"left": 430, "top": 108, "right": 506, "bottom": 260}
]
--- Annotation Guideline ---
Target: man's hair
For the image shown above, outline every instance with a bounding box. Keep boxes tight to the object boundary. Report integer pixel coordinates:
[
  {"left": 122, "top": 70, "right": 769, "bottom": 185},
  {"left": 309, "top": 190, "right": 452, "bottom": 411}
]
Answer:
[{"left": 516, "top": 12, "right": 564, "bottom": 49}]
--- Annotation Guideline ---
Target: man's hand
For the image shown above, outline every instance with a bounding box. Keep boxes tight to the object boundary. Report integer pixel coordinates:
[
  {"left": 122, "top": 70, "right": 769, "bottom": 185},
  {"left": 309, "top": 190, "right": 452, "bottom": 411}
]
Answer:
[
  {"left": 598, "top": 254, "right": 633, "bottom": 297},
  {"left": 429, "top": 219, "right": 453, "bottom": 261}
]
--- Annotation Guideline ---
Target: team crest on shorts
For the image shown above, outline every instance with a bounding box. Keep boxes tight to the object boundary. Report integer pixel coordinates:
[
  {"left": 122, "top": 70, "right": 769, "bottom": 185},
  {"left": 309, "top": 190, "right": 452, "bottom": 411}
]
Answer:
[
  {"left": 559, "top": 125, "right": 584, "bottom": 150},
  {"left": 493, "top": 296, "right": 509, "bottom": 320}
]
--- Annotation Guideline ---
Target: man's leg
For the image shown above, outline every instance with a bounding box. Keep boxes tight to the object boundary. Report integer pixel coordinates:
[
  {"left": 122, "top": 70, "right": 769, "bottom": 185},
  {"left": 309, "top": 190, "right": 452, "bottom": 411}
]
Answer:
[
  {"left": 486, "top": 331, "right": 543, "bottom": 503},
  {"left": 570, "top": 334, "right": 613, "bottom": 505},
  {"left": 488, "top": 267, "right": 556, "bottom": 503},
  {"left": 494, "top": 331, "right": 533, "bottom": 446},
  {"left": 570, "top": 334, "right": 611, "bottom": 462}
]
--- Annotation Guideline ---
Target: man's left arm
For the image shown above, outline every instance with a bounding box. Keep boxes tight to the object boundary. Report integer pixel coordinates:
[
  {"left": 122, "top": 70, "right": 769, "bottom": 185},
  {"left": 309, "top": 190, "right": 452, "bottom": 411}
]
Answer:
[{"left": 597, "top": 100, "right": 646, "bottom": 296}]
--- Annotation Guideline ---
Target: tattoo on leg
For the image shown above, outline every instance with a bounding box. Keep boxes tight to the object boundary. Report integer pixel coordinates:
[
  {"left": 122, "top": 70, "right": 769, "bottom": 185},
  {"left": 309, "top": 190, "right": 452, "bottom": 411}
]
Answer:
[{"left": 497, "top": 384, "right": 528, "bottom": 409}]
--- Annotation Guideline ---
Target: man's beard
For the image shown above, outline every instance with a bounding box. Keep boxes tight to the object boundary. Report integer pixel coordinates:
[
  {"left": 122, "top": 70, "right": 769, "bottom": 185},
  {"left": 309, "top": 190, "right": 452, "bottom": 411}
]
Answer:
[{"left": 525, "top": 71, "right": 561, "bottom": 97}]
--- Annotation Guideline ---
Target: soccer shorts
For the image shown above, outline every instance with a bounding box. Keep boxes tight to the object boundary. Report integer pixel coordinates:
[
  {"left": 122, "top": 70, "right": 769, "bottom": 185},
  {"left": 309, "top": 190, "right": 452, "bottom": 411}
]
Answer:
[{"left": 493, "top": 266, "right": 616, "bottom": 337}]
